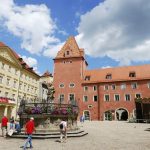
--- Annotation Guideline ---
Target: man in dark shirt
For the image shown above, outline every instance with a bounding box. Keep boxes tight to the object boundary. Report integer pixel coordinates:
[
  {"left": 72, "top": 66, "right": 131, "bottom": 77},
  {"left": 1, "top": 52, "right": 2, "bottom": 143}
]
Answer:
[{"left": 23, "top": 117, "right": 35, "bottom": 150}]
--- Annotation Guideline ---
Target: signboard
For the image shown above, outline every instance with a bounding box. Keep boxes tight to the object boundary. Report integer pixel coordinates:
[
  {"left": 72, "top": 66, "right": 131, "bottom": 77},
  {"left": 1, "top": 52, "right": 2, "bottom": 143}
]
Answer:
[{"left": 0, "top": 97, "right": 8, "bottom": 103}]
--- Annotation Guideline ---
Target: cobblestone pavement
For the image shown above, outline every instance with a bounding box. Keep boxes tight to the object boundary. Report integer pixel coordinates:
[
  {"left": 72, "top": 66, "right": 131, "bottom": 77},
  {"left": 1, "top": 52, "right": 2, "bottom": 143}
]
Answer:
[{"left": 0, "top": 121, "right": 150, "bottom": 150}]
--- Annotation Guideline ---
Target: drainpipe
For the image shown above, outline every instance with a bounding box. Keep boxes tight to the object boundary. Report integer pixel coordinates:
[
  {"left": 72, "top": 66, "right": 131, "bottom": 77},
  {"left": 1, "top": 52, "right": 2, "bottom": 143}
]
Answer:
[
  {"left": 15, "top": 69, "right": 22, "bottom": 118},
  {"left": 97, "top": 84, "right": 100, "bottom": 120}
]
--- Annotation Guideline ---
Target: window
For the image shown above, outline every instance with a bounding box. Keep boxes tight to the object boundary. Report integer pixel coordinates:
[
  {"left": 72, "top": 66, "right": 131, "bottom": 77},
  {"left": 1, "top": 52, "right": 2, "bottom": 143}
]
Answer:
[
  {"left": 59, "top": 94, "right": 64, "bottom": 103},
  {"left": 104, "top": 85, "right": 109, "bottom": 90},
  {"left": 135, "top": 93, "right": 141, "bottom": 98},
  {"left": 15, "top": 69, "right": 18, "bottom": 75},
  {"left": 125, "top": 94, "right": 131, "bottom": 101},
  {"left": 0, "top": 75, "right": 3, "bottom": 84},
  {"left": 12, "top": 94, "right": 15, "bottom": 99},
  {"left": 121, "top": 83, "right": 126, "bottom": 90},
  {"left": 84, "top": 86, "right": 88, "bottom": 91},
  {"left": 7, "top": 78, "right": 10, "bottom": 86},
  {"left": 13, "top": 80, "right": 17, "bottom": 88},
  {"left": 59, "top": 83, "right": 64, "bottom": 88},
  {"left": 8, "top": 66, "right": 11, "bottom": 72},
  {"left": 147, "top": 82, "right": 150, "bottom": 88},
  {"left": 104, "top": 94, "right": 110, "bottom": 101},
  {"left": 106, "top": 74, "right": 112, "bottom": 79},
  {"left": 24, "top": 84, "right": 26, "bottom": 91},
  {"left": 83, "top": 95, "right": 88, "bottom": 102},
  {"left": 19, "top": 83, "right": 22, "bottom": 90},
  {"left": 5, "top": 92, "right": 8, "bottom": 98},
  {"left": 111, "top": 84, "right": 116, "bottom": 90},
  {"left": 129, "top": 72, "right": 136, "bottom": 77},
  {"left": 1, "top": 63, "right": 4, "bottom": 69},
  {"left": 69, "top": 94, "right": 75, "bottom": 101},
  {"left": 66, "top": 51, "right": 69, "bottom": 55},
  {"left": 69, "top": 83, "right": 75, "bottom": 88},
  {"left": 93, "top": 85, "right": 97, "bottom": 91},
  {"left": 85, "top": 76, "right": 90, "bottom": 81},
  {"left": 131, "top": 83, "right": 137, "bottom": 89},
  {"left": 27, "top": 85, "right": 30, "bottom": 92},
  {"left": 114, "top": 94, "right": 120, "bottom": 101},
  {"left": 93, "top": 95, "right": 98, "bottom": 102},
  {"left": 88, "top": 105, "right": 92, "bottom": 108}
]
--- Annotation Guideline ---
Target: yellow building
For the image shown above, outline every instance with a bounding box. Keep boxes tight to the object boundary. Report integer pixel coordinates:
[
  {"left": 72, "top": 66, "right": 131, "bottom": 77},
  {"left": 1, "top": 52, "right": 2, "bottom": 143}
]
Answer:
[
  {"left": 0, "top": 42, "right": 40, "bottom": 120},
  {"left": 40, "top": 71, "right": 53, "bottom": 84},
  {"left": 39, "top": 71, "right": 53, "bottom": 101}
]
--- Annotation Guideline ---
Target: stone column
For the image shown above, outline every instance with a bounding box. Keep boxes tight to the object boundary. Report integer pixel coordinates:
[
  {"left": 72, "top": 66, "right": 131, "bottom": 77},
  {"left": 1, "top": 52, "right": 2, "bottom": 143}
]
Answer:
[{"left": 4, "top": 106, "right": 8, "bottom": 116}]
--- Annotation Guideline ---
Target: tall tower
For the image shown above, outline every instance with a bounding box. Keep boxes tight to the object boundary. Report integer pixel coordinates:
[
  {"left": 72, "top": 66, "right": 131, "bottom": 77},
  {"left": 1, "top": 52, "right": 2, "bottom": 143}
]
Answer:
[{"left": 53, "top": 36, "right": 87, "bottom": 106}]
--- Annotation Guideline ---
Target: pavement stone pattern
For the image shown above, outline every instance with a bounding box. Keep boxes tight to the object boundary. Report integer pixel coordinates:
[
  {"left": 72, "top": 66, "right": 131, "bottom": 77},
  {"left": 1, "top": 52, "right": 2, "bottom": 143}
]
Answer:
[{"left": 0, "top": 121, "right": 150, "bottom": 150}]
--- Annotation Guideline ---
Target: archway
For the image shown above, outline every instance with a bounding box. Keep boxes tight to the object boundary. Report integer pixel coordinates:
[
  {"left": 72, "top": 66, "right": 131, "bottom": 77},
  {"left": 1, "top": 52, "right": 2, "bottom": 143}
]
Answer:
[
  {"left": 116, "top": 108, "right": 128, "bottom": 121},
  {"left": 104, "top": 111, "right": 112, "bottom": 121},
  {"left": 83, "top": 110, "right": 90, "bottom": 120}
]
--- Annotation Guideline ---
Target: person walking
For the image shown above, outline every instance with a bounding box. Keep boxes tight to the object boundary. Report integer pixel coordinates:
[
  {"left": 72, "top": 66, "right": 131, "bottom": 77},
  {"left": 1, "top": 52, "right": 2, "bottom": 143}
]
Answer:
[
  {"left": 23, "top": 117, "right": 35, "bottom": 150},
  {"left": 59, "top": 119, "right": 67, "bottom": 143},
  {"left": 1, "top": 116, "right": 8, "bottom": 137}
]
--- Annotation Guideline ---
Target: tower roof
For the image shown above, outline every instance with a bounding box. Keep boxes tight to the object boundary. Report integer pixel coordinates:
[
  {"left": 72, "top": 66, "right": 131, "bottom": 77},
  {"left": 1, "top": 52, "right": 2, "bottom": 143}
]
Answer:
[
  {"left": 41, "top": 70, "right": 52, "bottom": 77},
  {"left": 55, "top": 36, "right": 85, "bottom": 59}
]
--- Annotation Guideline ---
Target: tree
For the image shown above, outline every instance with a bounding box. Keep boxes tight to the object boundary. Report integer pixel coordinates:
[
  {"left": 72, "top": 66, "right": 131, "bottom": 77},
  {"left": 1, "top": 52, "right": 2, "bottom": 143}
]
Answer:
[{"left": 47, "top": 83, "right": 55, "bottom": 103}]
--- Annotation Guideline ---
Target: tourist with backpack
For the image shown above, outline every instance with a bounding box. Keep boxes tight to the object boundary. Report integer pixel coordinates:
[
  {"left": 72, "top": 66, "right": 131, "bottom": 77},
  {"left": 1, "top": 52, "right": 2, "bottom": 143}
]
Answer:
[{"left": 59, "top": 119, "right": 67, "bottom": 143}]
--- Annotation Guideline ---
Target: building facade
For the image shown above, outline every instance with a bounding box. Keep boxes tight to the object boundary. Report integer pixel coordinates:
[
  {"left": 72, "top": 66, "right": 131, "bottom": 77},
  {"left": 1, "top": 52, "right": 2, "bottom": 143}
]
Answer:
[
  {"left": 39, "top": 71, "right": 53, "bottom": 101},
  {"left": 53, "top": 36, "right": 150, "bottom": 121},
  {"left": 0, "top": 42, "right": 40, "bottom": 120}
]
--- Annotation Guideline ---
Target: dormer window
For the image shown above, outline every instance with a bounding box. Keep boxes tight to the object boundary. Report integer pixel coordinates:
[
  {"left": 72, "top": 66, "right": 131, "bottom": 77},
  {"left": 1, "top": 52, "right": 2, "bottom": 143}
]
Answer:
[
  {"left": 106, "top": 74, "right": 112, "bottom": 79},
  {"left": 66, "top": 51, "right": 69, "bottom": 55},
  {"left": 85, "top": 76, "right": 90, "bottom": 81},
  {"left": 129, "top": 72, "right": 136, "bottom": 77}
]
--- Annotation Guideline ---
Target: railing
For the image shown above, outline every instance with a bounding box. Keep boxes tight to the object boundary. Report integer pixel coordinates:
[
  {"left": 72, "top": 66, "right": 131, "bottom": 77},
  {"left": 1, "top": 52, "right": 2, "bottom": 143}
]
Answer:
[{"left": 18, "top": 102, "right": 79, "bottom": 116}]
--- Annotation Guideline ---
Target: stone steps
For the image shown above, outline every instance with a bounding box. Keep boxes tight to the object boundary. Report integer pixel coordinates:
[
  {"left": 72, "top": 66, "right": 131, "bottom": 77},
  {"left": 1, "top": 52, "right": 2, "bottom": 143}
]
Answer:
[{"left": 8, "top": 130, "right": 88, "bottom": 139}]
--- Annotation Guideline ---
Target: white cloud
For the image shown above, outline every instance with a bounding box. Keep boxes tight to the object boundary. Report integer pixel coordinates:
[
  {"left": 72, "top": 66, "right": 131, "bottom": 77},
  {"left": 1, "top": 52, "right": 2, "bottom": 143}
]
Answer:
[
  {"left": 43, "top": 42, "right": 64, "bottom": 57},
  {"left": 21, "top": 55, "right": 41, "bottom": 74},
  {"left": 101, "top": 66, "right": 112, "bottom": 69},
  {"left": 0, "top": 0, "right": 60, "bottom": 56},
  {"left": 77, "top": 0, "right": 150, "bottom": 65},
  {"left": 22, "top": 55, "right": 37, "bottom": 67}
]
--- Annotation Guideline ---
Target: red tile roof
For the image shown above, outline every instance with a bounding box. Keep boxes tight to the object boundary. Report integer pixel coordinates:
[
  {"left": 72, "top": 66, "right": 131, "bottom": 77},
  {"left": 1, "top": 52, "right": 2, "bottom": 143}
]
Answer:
[
  {"left": 83, "top": 65, "right": 150, "bottom": 83},
  {"left": 0, "top": 42, "right": 39, "bottom": 77},
  {"left": 41, "top": 70, "right": 52, "bottom": 77},
  {"left": 0, "top": 42, "right": 6, "bottom": 47},
  {"left": 55, "top": 36, "right": 85, "bottom": 59}
]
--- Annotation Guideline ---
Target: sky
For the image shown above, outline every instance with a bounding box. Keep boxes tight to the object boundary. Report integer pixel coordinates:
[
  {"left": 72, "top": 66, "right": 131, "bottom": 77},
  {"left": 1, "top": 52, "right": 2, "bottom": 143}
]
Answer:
[{"left": 1, "top": 0, "right": 150, "bottom": 75}]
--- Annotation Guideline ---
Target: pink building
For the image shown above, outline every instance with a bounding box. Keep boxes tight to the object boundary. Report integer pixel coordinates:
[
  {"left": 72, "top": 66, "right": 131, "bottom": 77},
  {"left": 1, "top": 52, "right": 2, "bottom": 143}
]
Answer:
[{"left": 53, "top": 36, "right": 150, "bottom": 121}]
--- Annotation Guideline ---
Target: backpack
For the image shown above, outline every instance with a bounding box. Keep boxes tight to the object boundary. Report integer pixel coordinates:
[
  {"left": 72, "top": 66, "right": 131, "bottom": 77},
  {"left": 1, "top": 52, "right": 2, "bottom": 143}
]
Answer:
[{"left": 59, "top": 123, "right": 63, "bottom": 129}]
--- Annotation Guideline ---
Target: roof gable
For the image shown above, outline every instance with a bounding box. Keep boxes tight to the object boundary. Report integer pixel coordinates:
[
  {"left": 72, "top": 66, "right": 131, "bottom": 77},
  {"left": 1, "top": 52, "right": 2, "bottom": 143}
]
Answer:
[
  {"left": 0, "top": 42, "right": 39, "bottom": 77},
  {"left": 55, "top": 36, "right": 84, "bottom": 58},
  {"left": 0, "top": 46, "right": 22, "bottom": 68}
]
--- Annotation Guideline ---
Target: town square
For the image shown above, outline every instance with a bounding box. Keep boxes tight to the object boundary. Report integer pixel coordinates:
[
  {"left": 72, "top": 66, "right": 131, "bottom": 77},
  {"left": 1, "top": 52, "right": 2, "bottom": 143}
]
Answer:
[
  {"left": 0, "top": 0, "right": 150, "bottom": 150},
  {"left": 0, "top": 121, "right": 150, "bottom": 150}
]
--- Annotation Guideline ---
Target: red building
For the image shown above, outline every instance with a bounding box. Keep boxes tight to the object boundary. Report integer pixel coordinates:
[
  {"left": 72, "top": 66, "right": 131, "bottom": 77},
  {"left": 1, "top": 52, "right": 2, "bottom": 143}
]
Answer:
[{"left": 53, "top": 36, "right": 150, "bottom": 121}]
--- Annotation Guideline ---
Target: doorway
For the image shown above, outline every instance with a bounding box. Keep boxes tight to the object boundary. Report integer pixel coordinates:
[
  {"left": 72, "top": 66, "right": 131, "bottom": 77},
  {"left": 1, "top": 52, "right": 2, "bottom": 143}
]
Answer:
[
  {"left": 104, "top": 111, "right": 112, "bottom": 121},
  {"left": 83, "top": 110, "right": 90, "bottom": 120},
  {"left": 116, "top": 108, "right": 128, "bottom": 121}
]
